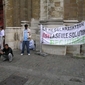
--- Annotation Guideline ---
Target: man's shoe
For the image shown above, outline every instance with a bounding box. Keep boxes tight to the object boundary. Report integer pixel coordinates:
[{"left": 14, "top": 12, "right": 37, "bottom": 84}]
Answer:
[
  {"left": 3, "top": 58, "right": 8, "bottom": 61},
  {"left": 1, "top": 56, "right": 7, "bottom": 61},
  {"left": 21, "top": 53, "right": 23, "bottom": 55},
  {"left": 28, "top": 53, "right": 30, "bottom": 55}
]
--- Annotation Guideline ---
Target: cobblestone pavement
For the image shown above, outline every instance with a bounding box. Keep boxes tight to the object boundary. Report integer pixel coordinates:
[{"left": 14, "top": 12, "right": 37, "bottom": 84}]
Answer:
[{"left": 0, "top": 50, "right": 85, "bottom": 85}]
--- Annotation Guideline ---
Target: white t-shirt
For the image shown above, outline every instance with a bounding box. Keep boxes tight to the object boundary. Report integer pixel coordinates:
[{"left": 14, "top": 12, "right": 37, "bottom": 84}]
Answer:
[
  {"left": 0, "top": 29, "right": 5, "bottom": 37},
  {"left": 0, "top": 30, "right": 4, "bottom": 49}
]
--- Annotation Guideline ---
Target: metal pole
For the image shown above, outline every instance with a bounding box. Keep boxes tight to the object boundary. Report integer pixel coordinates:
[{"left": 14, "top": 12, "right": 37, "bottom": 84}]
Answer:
[{"left": 40, "top": 24, "right": 42, "bottom": 53}]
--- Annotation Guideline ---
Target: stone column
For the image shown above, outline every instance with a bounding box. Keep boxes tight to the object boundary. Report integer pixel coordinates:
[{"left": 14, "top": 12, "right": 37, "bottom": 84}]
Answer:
[
  {"left": 40, "top": 0, "right": 48, "bottom": 20},
  {"left": 31, "top": 0, "right": 40, "bottom": 19},
  {"left": 12, "top": 0, "right": 21, "bottom": 26},
  {"left": 5, "top": 0, "right": 13, "bottom": 27},
  {"left": 40, "top": 0, "right": 64, "bottom": 20},
  {"left": 48, "top": 0, "right": 64, "bottom": 20},
  {"left": 39, "top": 0, "right": 66, "bottom": 55},
  {"left": 4, "top": 0, "right": 15, "bottom": 49}
]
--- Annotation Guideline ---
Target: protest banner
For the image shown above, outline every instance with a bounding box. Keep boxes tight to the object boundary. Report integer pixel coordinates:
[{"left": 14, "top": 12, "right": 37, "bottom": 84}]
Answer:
[{"left": 40, "top": 21, "right": 85, "bottom": 45}]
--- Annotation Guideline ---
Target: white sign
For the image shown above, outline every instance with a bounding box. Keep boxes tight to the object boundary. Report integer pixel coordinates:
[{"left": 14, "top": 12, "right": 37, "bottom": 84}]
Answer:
[{"left": 40, "top": 21, "right": 85, "bottom": 45}]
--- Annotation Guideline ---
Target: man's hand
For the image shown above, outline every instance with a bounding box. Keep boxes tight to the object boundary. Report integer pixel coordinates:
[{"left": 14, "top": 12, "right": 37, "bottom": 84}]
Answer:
[
  {"left": 20, "top": 41, "right": 22, "bottom": 42},
  {"left": 28, "top": 37, "right": 31, "bottom": 39},
  {"left": 0, "top": 51, "right": 4, "bottom": 54}
]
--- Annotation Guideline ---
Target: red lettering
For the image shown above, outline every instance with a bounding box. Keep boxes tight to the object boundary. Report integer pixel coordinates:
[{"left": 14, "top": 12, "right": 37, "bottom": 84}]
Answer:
[{"left": 42, "top": 33, "right": 50, "bottom": 38}]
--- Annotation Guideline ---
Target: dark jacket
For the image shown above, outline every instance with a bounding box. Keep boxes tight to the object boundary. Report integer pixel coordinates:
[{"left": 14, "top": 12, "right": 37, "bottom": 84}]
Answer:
[{"left": 2, "top": 47, "right": 14, "bottom": 56}]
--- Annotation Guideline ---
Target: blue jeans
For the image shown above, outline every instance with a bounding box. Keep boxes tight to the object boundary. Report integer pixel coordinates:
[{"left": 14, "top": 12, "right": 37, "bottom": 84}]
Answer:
[{"left": 21, "top": 41, "right": 30, "bottom": 54}]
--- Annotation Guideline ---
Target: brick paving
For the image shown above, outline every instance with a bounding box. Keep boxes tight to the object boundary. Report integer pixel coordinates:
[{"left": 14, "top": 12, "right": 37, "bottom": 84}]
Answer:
[{"left": 0, "top": 50, "right": 85, "bottom": 85}]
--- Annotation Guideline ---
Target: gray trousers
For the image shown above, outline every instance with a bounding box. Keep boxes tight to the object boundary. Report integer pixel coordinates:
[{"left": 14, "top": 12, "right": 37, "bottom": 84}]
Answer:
[
  {"left": 1, "top": 53, "right": 13, "bottom": 61},
  {"left": 0, "top": 36, "right": 3, "bottom": 49}
]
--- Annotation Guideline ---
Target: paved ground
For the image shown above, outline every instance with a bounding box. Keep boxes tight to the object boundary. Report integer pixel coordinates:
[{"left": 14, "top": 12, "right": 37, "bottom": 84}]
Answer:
[{"left": 0, "top": 50, "right": 85, "bottom": 85}]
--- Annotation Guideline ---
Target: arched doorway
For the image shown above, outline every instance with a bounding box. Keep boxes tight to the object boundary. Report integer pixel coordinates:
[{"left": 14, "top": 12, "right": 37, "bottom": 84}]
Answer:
[{"left": 0, "top": 0, "right": 3, "bottom": 28}]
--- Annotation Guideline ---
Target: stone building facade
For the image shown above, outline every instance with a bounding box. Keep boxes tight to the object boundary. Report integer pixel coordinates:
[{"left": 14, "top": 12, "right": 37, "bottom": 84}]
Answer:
[{"left": 1, "top": 0, "right": 85, "bottom": 55}]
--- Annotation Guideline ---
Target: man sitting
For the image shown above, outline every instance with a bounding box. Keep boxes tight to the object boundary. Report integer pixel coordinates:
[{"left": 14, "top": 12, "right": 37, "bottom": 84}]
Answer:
[{"left": 0, "top": 44, "right": 14, "bottom": 62}]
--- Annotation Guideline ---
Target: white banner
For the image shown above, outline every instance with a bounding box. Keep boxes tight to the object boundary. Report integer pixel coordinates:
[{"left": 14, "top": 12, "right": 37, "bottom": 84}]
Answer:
[{"left": 40, "top": 21, "right": 85, "bottom": 45}]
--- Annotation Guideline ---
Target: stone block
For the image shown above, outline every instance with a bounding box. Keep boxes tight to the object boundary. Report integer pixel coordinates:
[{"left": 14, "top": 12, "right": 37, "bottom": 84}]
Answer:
[
  {"left": 64, "top": 0, "right": 70, "bottom": 3},
  {"left": 81, "top": 44, "right": 85, "bottom": 53},
  {"left": 55, "top": 2, "right": 60, "bottom": 7},
  {"left": 5, "top": 27, "right": 22, "bottom": 50},
  {"left": 5, "top": 33, "right": 14, "bottom": 41},
  {"left": 49, "top": 0, "right": 54, "bottom": 3},
  {"left": 50, "top": 7, "right": 55, "bottom": 11},
  {"left": 31, "top": 33, "right": 36, "bottom": 40},
  {"left": 32, "top": 0, "right": 40, "bottom": 19},
  {"left": 42, "top": 45, "right": 66, "bottom": 55},
  {"left": 67, "top": 45, "right": 80, "bottom": 55},
  {"left": 31, "top": 29, "right": 36, "bottom": 34},
  {"left": 5, "top": 28, "right": 15, "bottom": 42},
  {"left": 70, "top": 0, "right": 76, "bottom": 3}
]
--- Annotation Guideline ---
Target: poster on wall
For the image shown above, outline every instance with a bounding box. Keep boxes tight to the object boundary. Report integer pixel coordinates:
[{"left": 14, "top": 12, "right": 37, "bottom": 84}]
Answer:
[{"left": 40, "top": 21, "right": 85, "bottom": 45}]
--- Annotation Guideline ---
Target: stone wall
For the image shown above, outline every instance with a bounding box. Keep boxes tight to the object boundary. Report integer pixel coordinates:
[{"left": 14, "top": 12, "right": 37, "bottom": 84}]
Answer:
[
  {"left": 4, "top": 0, "right": 85, "bottom": 55},
  {"left": 40, "top": 0, "right": 48, "bottom": 20},
  {"left": 40, "top": 0, "right": 64, "bottom": 20},
  {"left": 64, "top": 0, "right": 85, "bottom": 21},
  {"left": 64, "top": 0, "right": 85, "bottom": 55},
  {"left": 5, "top": 0, "right": 13, "bottom": 27},
  {"left": 5, "top": 0, "right": 40, "bottom": 27},
  {"left": 5, "top": 27, "right": 21, "bottom": 49},
  {"left": 64, "top": 0, "right": 77, "bottom": 20},
  {"left": 4, "top": 0, "right": 40, "bottom": 49},
  {"left": 12, "top": 0, "right": 32, "bottom": 26},
  {"left": 77, "top": 0, "right": 84, "bottom": 21},
  {"left": 41, "top": 21, "right": 66, "bottom": 55},
  {"left": 32, "top": 0, "right": 40, "bottom": 19},
  {"left": 63, "top": 20, "right": 80, "bottom": 55},
  {"left": 12, "top": 0, "right": 21, "bottom": 26},
  {"left": 83, "top": 0, "right": 85, "bottom": 20},
  {"left": 5, "top": 0, "right": 14, "bottom": 48},
  {"left": 48, "top": 0, "right": 64, "bottom": 20}
]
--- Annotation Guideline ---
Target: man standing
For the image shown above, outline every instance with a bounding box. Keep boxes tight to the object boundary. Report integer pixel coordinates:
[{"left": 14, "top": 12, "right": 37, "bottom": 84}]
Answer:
[
  {"left": 0, "top": 26, "right": 5, "bottom": 49},
  {"left": 0, "top": 44, "right": 14, "bottom": 62},
  {"left": 20, "top": 24, "right": 31, "bottom": 55}
]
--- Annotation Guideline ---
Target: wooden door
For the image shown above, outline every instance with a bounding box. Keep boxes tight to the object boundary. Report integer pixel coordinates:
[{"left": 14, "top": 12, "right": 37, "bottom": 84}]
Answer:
[{"left": 0, "top": 0, "right": 3, "bottom": 27}]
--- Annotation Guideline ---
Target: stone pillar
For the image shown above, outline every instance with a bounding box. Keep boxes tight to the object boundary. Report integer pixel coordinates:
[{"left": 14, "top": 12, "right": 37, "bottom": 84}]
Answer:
[
  {"left": 39, "top": 0, "right": 66, "bottom": 55},
  {"left": 48, "top": 0, "right": 64, "bottom": 20},
  {"left": 40, "top": 0, "right": 64, "bottom": 20},
  {"left": 31, "top": 0, "right": 40, "bottom": 19},
  {"left": 4, "top": 0, "right": 15, "bottom": 49},
  {"left": 40, "top": 0, "right": 48, "bottom": 20},
  {"left": 27, "top": 0, "right": 31, "bottom": 21},
  {"left": 30, "top": 19, "right": 39, "bottom": 39},
  {"left": 12, "top": 0, "right": 21, "bottom": 26},
  {"left": 5, "top": 0, "right": 13, "bottom": 27},
  {"left": 19, "top": 0, "right": 32, "bottom": 22},
  {"left": 39, "top": 20, "right": 66, "bottom": 55}
]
